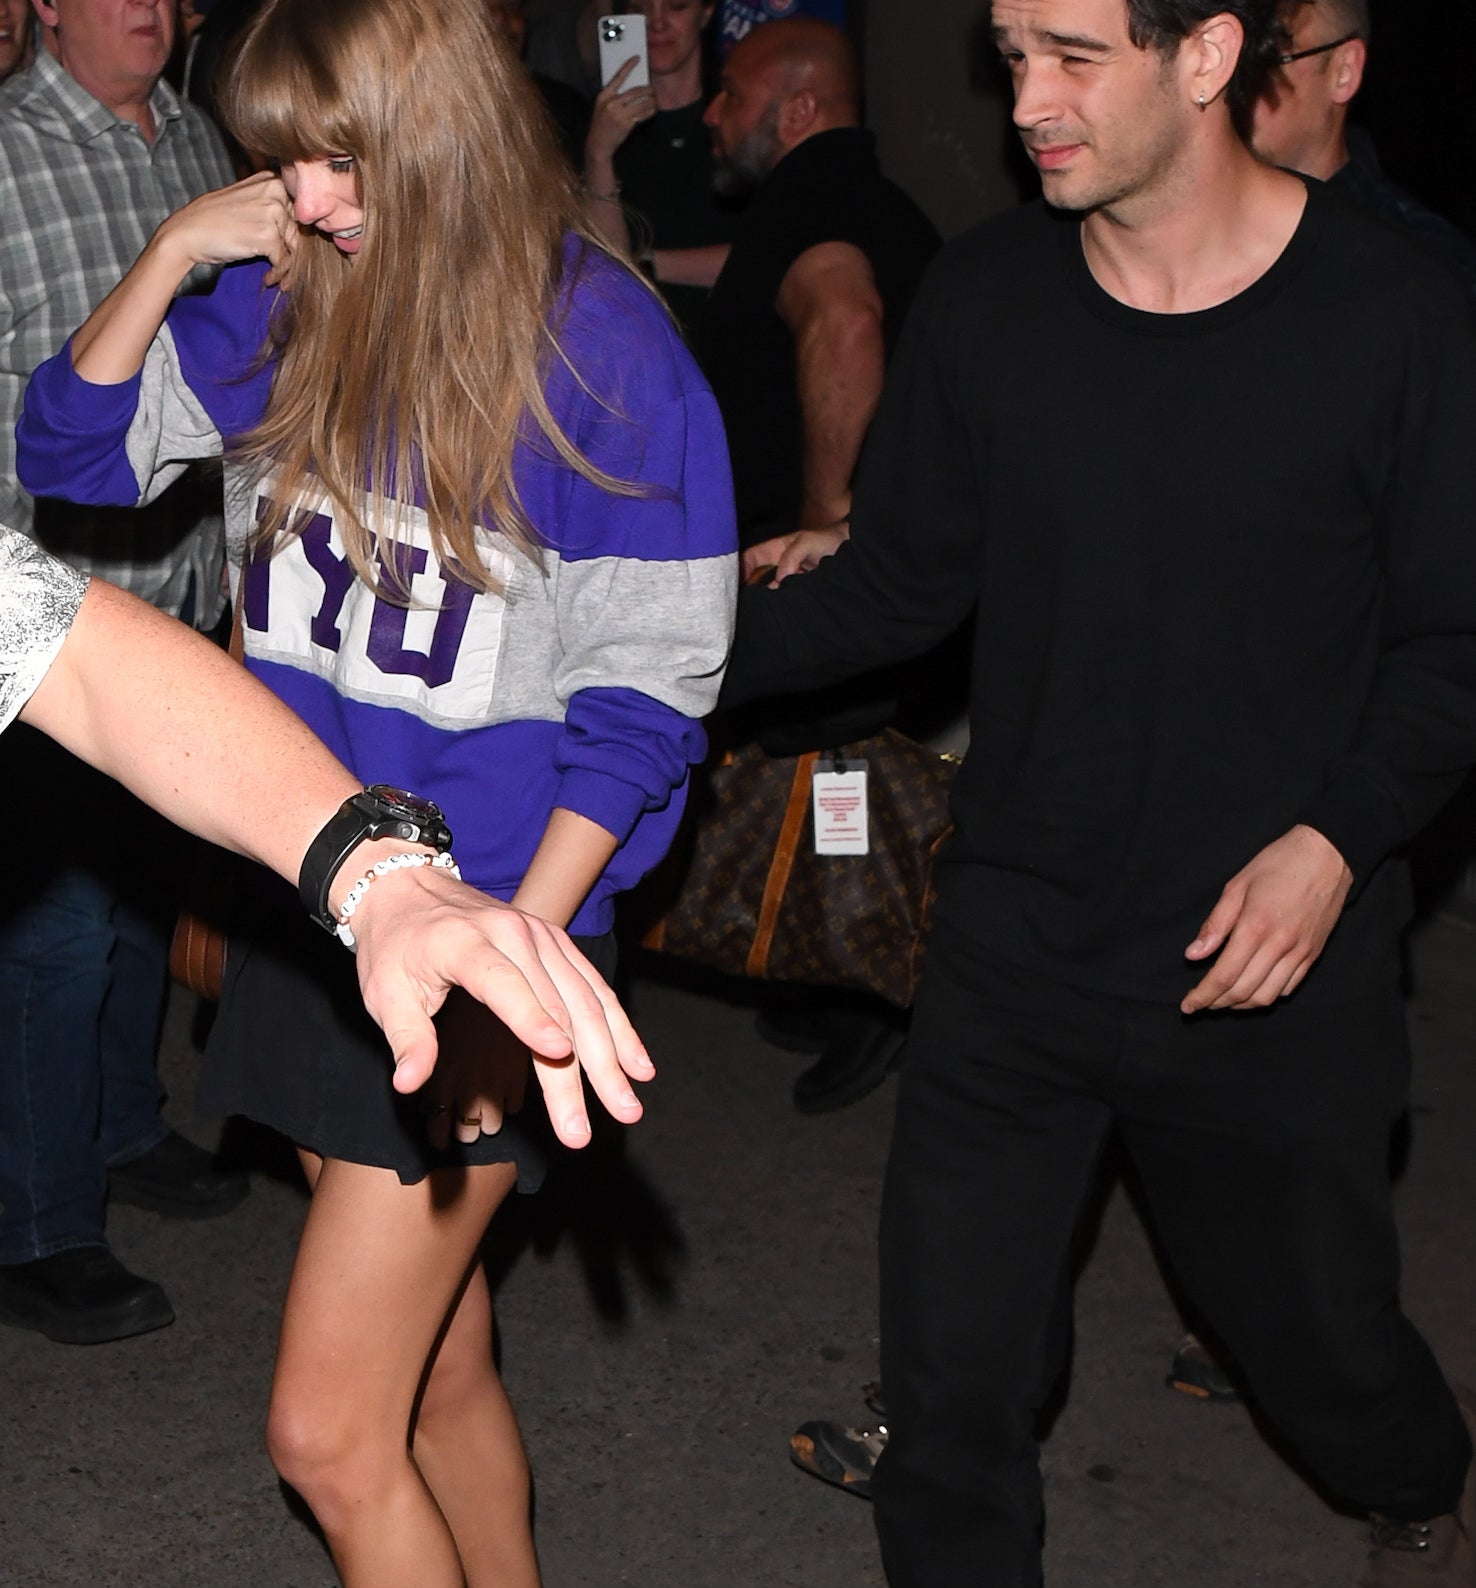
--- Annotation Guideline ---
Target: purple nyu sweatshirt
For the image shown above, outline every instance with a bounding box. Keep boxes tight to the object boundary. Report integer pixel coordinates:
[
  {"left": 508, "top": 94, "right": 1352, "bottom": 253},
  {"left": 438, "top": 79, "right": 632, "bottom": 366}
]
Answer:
[{"left": 20, "top": 239, "right": 738, "bottom": 932}]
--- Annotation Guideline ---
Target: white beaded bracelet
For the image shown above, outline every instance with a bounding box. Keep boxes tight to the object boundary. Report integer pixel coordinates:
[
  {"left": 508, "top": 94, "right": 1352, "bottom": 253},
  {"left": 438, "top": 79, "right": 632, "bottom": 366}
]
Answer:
[{"left": 334, "top": 850, "right": 462, "bottom": 950}]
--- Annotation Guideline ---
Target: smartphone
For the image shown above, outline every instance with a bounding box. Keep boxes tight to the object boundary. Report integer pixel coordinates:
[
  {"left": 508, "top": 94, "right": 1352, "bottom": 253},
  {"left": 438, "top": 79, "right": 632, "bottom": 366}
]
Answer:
[{"left": 597, "top": 13, "right": 650, "bottom": 89}]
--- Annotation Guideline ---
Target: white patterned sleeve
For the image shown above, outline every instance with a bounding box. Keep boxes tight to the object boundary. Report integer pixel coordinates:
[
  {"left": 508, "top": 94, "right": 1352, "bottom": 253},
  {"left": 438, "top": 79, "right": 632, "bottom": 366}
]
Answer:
[{"left": 0, "top": 526, "right": 87, "bottom": 735}]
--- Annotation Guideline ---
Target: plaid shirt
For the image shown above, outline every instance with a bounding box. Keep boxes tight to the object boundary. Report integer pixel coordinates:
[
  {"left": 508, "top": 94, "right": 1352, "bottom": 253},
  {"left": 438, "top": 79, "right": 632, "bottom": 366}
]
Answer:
[{"left": 0, "top": 51, "right": 235, "bottom": 622}]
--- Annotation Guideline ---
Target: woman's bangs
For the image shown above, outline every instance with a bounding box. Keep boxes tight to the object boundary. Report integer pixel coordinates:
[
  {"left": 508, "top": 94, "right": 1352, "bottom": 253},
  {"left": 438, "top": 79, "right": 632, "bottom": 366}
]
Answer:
[{"left": 223, "top": 24, "right": 357, "bottom": 168}]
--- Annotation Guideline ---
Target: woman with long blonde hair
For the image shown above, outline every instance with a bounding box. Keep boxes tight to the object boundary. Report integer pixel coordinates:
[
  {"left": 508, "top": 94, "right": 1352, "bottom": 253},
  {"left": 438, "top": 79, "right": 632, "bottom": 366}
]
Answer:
[{"left": 17, "top": 0, "right": 736, "bottom": 1580}]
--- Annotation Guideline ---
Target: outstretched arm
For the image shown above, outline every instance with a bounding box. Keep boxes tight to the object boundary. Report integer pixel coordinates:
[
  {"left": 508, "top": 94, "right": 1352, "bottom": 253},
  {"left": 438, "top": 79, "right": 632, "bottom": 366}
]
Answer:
[
  {"left": 652, "top": 243, "right": 731, "bottom": 289},
  {"left": 422, "top": 806, "right": 623, "bottom": 1150},
  {"left": 720, "top": 252, "right": 982, "bottom": 712},
  {"left": 19, "top": 577, "right": 651, "bottom": 1145}
]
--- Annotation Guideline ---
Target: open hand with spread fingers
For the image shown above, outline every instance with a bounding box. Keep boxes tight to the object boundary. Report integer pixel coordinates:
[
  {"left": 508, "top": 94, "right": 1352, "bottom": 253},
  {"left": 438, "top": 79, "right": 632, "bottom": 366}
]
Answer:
[{"left": 347, "top": 865, "right": 654, "bottom": 1149}]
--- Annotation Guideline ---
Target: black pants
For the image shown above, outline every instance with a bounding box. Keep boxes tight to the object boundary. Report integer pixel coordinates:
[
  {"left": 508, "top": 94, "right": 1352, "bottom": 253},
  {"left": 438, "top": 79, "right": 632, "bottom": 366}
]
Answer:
[{"left": 872, "top": 936, "right": 1472, "bottom": 1587}]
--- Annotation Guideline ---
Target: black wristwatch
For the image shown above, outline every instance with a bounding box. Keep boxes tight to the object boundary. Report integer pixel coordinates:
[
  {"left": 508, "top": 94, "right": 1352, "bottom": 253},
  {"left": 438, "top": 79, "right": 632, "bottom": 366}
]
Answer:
[{"left": 298, "top": 785, "right": 454, "bottom": 935}]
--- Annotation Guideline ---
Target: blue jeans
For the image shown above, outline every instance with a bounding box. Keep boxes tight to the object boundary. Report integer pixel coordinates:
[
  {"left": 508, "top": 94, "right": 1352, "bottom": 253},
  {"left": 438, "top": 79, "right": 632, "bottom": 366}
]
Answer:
[{"left": 0, "top": 728, "right": 174, "bottom": 1262}]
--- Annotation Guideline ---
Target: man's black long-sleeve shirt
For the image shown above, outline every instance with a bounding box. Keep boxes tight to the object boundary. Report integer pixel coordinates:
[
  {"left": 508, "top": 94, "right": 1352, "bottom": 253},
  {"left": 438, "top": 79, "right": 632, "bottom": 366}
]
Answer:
[{"left": 722, "top": 183, "right": 1476, "bottom": 1006}]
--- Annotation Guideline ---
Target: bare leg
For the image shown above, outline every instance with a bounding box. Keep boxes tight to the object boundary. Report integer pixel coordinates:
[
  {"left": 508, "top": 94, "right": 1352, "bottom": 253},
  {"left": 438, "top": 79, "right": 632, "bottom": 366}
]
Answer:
[
  {"left": 267, "top": 1150, "right": 529, "bottom": 1588},
  {"left": 412, "top": 1261, "right": 540, "bottom": 1587}
]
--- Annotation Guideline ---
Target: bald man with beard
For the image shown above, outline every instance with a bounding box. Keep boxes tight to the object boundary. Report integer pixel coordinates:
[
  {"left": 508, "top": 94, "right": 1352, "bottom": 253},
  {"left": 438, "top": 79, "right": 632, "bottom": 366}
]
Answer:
[
  {"left": 694, "top": 18, "right": 942, "bottom": 1114},
  {"left": 697, "top": 18, "right": 939, "bottom": 580}
]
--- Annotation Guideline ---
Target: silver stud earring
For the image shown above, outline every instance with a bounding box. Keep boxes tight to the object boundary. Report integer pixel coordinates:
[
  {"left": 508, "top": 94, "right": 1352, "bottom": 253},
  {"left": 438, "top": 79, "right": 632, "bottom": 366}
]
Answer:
[{"left": 1197, "top": 92, "right": 1209, "bottom": 110}]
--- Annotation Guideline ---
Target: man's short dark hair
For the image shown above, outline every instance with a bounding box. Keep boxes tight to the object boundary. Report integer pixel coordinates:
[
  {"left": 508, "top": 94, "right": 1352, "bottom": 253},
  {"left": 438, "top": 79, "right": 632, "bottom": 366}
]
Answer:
[
  {"left": 1124, "top": 0, "right": 1281, "bottom": 111},
  {"left": 1292, "top": 0, "right": 1371, "bottom": 42}
]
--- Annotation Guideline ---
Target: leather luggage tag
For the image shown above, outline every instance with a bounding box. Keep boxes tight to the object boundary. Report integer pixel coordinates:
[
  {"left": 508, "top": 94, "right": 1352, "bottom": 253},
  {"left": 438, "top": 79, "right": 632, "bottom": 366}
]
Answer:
[{"left": 812, "top": 757, "right": 870, "bottom": 856}]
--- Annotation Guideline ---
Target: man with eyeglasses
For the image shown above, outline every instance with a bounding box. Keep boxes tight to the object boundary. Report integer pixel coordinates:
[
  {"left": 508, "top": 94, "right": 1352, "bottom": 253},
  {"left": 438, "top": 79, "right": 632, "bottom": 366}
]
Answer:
[{"left": 1249, "top": 0, "right": 1476, "bottom": 293}]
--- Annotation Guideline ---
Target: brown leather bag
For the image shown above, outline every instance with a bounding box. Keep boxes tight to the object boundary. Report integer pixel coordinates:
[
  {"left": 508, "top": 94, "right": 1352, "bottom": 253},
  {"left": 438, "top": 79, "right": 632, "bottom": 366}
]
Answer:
[
  {"left": 638, "top": 728, "right": 958, "bottom": 1008},
  {"left": 167, "top": 603, "right": 244, "bottom": 1001},
  {"left": 167, "top": 851, "right": 231, "bottom": 1000}
]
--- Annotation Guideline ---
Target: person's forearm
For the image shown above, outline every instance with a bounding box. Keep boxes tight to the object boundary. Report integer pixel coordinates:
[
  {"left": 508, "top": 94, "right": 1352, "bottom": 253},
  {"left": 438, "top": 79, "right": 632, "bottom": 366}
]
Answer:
[
  {"left": 14, "top": 575, "right": 654, "bottom": 1118},
  {"left": 19, "top": 579, "right": 371, "bottom": 895},
  {"left": 511, "top": 807, "right": 619, "bottom": 929},
  {"left": 725, "top": 261, "right": 981, "bottom": 708},
  {"left": 69, "top": 231, "right": 198, "bottom": 385},
  {"left": 583, "top": 155, "right": 632, "bottom": 254},
  {"left": 794, "top": 303, "right": 885, "bottom": 528},
  {"left": 68, "top": 173, "right": 295, "bottom": 385},
  {"left": 652, "top": 243, "right": 731, "bottom": 289}
]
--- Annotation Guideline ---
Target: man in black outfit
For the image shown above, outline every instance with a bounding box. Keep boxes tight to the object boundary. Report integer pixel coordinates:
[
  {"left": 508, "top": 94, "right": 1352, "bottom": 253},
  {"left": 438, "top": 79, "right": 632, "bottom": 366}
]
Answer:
[{"left": 722, "top": 0, "right": 1476, "bottom": 1582}]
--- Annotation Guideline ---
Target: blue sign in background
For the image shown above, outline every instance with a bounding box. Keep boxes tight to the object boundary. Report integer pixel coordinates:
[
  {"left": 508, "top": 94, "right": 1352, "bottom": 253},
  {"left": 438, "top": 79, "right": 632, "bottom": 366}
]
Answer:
[{"left": 718, "top": 0, "right": 848, "bottom": 53}]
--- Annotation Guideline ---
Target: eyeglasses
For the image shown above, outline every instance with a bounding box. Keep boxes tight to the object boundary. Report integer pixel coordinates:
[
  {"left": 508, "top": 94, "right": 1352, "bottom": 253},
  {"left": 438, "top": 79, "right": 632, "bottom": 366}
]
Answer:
[{"left": 1276, "top": 31, "right": 1360, "bottom": 65}]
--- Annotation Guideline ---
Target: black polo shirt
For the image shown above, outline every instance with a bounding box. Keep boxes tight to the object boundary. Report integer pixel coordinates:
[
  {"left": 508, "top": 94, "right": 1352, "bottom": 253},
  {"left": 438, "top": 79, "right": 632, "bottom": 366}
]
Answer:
[{"left": 695, "top": 127, "right": 940, "bottom": 544}]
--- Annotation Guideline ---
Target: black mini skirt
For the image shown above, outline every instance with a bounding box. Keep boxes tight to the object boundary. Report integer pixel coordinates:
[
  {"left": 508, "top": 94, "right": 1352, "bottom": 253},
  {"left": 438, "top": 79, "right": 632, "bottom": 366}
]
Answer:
[{"left": 199, "top": 882, "right": 615, "bottom": 1195}]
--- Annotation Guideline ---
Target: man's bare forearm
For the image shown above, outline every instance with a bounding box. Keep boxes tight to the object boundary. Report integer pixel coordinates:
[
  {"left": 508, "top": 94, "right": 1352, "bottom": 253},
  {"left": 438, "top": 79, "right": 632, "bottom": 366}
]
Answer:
[
  {"left": 21, "top": 579, "right": 367, "bottom": 897},
  {"left": 793, "top": 298, "right": 885, "bottom": 527},
  {"left": 778, "top": 241, "right": 887, "bottom": 530}
]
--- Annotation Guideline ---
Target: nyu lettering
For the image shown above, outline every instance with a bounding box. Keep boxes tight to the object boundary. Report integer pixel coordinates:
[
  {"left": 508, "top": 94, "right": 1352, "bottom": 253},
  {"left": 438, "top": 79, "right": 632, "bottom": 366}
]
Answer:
[
  {"left": 241, "top": 493, "right": 508, "bottom": 718},
  {"left": 367, "top": 543, "right": 477, "bottom": 690}
]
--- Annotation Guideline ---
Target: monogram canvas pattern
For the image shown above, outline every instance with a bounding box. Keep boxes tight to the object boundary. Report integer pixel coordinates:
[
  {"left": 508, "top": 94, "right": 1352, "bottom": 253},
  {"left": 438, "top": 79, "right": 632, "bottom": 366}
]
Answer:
[{"left": 641, "top": 728, "right": 957, "bottom": 1007}]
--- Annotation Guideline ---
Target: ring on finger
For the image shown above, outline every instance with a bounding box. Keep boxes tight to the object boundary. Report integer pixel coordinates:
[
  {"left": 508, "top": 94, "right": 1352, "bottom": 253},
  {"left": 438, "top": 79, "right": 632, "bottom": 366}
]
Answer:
[{"left": 459, "top": 1114, "right": 482, "bottom": 1128}]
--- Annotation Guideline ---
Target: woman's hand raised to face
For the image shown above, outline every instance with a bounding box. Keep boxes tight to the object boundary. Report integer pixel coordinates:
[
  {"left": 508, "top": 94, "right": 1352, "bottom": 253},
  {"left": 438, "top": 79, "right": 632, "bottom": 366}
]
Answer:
[
  {"left": 155, "top": 171, "right": 300, "bottom": 286},
  {"left": 585, "top": 56, "right": 658, "bottom": 167},
  {"left": 68, "top": 174, "right": 299, "bottom": 385}
]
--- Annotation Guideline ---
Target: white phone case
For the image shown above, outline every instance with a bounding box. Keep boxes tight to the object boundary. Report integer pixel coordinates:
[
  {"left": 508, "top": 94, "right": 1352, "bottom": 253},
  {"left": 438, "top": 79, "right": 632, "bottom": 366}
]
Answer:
[{"left": 597, "top": 13, "right": 650, "bottom": 89}]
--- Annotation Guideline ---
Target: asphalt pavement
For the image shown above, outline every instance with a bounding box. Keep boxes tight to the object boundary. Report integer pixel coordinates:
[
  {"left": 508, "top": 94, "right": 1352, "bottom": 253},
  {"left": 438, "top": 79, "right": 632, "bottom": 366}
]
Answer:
[{"left": 1, "top": 917, "right": 1472, "bottom": 1588}]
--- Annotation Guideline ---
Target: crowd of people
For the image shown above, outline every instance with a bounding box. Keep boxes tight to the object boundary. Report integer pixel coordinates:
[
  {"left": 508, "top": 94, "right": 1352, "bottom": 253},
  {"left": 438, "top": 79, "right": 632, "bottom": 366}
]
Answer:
[{"left": 0, "top": 0, "right": 1473, "bottom": 1585}]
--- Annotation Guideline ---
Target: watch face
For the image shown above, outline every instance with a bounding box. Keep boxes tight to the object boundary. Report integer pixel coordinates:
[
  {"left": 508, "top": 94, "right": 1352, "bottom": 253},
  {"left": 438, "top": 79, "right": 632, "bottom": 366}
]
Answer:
[
  {"left": 366, "top": 784, "right": 444, "bottom": 823},
  {"left": 361, "top": 784, "right": 453, "bottom": 852}
]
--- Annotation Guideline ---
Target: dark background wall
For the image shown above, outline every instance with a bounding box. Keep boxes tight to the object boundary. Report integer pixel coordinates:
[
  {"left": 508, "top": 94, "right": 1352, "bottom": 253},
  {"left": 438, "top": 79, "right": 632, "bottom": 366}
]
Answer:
[
  {"left": 863, "top": 0, "right": 1476, "bottom": 240},
  {"left": 1357, "top": 1, "right": 1476, "bottom": 236},
  {"left": 864, "top": 1, "right": 1016, "bottom": 238}
]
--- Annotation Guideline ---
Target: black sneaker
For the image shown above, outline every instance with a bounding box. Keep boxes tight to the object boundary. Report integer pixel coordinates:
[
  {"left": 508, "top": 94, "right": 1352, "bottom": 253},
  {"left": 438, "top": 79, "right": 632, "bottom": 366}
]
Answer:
[
  {"left": 789, "top": 1419, "right": 887, "bottom": 1499},
  {"left": 0, "top": 1247, "right": 174, "bottom": 1344},
  {"left": 1359, "top": 1386, "right": 1476, "bottom": 1584},
  {"left": 109, "top": 1129, "right": 249, "bottom": 1219},
  {"left": 793, "top": 1015, "right": 905, "bottom": 1114}
]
